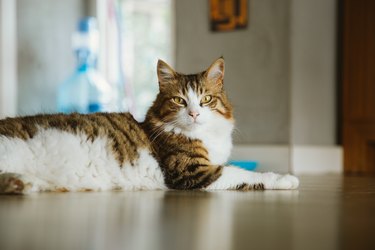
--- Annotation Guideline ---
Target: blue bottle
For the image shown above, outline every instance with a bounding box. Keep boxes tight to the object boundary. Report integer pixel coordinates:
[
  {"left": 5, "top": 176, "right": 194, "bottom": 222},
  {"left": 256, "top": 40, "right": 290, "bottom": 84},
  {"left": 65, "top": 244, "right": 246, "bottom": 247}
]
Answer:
[{"left": 57, "top": 17, "right": 115, "bottom": 114}]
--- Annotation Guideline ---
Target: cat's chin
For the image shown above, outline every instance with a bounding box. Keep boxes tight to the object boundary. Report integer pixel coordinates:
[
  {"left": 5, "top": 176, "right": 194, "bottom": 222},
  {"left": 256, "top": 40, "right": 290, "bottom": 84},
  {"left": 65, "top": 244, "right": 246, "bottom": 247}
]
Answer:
[
  {"left": 185, "top": 120, "right": 206, "bottom": 130},
  {"left": 163, "top": 122, "right": 203, "bottom": 135},
  {"left": 188, "top": 121, "right": 203, "bottom": 126}
]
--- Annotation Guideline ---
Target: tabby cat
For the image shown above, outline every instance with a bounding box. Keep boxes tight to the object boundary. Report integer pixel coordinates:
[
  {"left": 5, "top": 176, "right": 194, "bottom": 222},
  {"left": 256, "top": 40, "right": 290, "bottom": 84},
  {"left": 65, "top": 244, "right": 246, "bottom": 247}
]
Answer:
[{"left": 0, "top": 58, "right": 299, "bottom": 194}]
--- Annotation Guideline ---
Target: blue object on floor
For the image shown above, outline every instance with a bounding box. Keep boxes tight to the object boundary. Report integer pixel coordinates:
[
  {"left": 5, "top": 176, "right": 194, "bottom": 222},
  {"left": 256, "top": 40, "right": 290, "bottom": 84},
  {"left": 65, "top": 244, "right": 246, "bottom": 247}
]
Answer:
[{"left": 228, "top": 161, "right": 258, "bottom": 171}]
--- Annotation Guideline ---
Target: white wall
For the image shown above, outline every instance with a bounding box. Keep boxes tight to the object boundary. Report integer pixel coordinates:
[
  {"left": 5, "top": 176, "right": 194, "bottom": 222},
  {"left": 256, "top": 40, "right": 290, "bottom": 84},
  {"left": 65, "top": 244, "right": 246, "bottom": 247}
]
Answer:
[
  {"left": 0, "top": 0, "right": 17, "bottom": 118},
  {"left": 288, "top": 0, "right": 339, "bottom": 174},
  {"left": 290, "top": 0, "right": 337, "bottom": 145}
]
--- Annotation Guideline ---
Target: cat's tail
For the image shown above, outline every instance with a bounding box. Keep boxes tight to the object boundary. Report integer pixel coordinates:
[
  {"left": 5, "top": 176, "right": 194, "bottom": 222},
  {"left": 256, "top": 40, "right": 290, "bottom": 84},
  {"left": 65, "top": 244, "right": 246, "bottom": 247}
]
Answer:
[{"left": 0, "top": 172, "right": 34, "bottom": 194}]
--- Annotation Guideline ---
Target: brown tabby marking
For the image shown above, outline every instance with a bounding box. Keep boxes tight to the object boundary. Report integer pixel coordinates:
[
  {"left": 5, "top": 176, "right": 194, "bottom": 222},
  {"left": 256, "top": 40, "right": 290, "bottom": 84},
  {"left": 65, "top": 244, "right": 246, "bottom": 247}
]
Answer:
[
  {"left": 56, "top": 187, "right": 69, "bottom": 192},
  {"left": 141, "top": 58, "right": 233, "bottom": 189},
  {"left": 232, "top": 183, "right": 265, "bottom": 191},
  {"left": 142, "top": 120, "right": 224, "bottom": 189},
  {"left": 0, "top": 113, "right": 149, "bottom": 165}
]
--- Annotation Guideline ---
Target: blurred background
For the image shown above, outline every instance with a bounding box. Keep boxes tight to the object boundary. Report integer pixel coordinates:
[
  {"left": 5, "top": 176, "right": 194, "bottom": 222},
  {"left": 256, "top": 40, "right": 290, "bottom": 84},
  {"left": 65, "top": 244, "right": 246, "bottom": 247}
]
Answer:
[{"left": 0, "top": 0, "right": 373, "bottom": 175}]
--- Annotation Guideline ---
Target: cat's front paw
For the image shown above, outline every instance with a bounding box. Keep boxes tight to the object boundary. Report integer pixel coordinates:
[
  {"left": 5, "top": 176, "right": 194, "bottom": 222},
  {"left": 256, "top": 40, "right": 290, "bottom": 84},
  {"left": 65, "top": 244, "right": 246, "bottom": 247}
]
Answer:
[
  {"left": 274, "top": 174, "right": 299, "bottom": 189},
  {"left": 263, "top": 173, "right": 299, "bottom": 190}
]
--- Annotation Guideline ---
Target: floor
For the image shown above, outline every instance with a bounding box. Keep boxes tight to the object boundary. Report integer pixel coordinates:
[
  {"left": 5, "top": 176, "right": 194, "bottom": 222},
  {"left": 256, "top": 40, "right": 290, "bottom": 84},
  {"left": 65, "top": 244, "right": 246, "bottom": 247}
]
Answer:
[{"left": 0, "top": 175, "right": 374, "bottom": 250}]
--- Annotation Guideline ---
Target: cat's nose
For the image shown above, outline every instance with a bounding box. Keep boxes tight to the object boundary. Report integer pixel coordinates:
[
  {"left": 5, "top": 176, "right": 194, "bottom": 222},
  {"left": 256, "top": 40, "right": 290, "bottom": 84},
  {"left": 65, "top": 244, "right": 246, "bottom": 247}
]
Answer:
[{"left": 189, "top": 111, "right": 200, "bottom": 120}]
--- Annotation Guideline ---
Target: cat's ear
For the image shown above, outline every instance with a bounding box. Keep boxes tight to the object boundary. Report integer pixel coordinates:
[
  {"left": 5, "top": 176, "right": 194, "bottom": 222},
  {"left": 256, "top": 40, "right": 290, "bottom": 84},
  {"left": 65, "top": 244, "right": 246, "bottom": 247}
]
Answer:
[
  {"left": 157, "top": 59, "right": 176, "bottom": 86},
  {"left": 205, "top": 57, "right": 225, "bottom": 87}
]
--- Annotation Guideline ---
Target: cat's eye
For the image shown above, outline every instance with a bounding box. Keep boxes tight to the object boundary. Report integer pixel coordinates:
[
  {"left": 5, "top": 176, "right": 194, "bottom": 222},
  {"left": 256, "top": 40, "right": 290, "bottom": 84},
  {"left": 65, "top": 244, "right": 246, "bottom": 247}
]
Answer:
[
  {"left": 172, "top": 96, "right": 186, "bottom": 106},
  {"left": 201, "top": 95, "right": 213, "bottom": 105}
]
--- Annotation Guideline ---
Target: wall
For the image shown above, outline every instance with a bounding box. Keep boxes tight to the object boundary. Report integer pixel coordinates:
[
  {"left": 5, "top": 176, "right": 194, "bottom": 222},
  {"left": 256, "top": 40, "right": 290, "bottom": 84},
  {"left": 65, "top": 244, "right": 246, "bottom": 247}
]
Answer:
[
  {"left": 175, "top": 0, "right": 291, "bottom": 144},
  {"left": 17, "top": 0, "right": 84, "bottom": 115},
  {"left": 290, "top": 0, "right": 337, "bottom": 145},
  {"left": 0, "top": 0, "right": 17, "bottom": 118}
]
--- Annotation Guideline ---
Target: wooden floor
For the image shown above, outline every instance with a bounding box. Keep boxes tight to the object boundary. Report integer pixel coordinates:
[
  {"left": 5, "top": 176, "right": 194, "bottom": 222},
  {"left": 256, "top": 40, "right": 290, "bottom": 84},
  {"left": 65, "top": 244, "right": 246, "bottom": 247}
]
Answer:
[{"left": 0, "top": 175, "right": 375, "bottom": 250}]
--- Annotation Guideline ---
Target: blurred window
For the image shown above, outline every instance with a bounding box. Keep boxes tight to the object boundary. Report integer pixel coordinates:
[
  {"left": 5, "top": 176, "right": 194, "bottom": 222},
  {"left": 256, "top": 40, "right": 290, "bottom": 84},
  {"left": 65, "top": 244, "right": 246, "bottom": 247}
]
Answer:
[{"left": 98, "top": 0, "right": 173, "bottom": 120}]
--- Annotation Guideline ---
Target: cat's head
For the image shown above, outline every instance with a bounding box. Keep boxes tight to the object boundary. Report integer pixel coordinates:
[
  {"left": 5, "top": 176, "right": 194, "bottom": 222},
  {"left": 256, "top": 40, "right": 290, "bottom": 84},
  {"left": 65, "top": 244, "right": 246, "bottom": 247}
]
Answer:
[{"left": 146, "top": 58, "right": 234, "bottom": 136}]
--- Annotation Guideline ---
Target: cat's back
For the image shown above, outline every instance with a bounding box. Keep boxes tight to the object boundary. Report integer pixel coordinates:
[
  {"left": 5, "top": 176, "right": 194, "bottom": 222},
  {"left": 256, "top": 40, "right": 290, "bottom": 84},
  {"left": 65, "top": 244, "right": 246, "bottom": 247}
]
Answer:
[
  {"left": 0, "top": 112, "right": 152, "bottom": 164},
  {"left": 2, "top": 111, "right": 144, "bottom": 133}
]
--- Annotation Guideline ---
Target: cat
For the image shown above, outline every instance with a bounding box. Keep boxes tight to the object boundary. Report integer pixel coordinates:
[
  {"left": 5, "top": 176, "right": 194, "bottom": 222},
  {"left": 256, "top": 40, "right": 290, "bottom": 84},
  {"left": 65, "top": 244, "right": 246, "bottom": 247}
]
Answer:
[{"left": 0, "top": 58, "right": 299, "bottom": 194}]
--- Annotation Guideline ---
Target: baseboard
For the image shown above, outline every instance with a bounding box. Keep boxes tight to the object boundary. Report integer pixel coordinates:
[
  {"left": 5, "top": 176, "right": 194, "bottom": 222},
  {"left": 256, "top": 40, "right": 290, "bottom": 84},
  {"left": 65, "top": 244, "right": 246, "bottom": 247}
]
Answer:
[
  {"left": 291, "top": 145, "right": 343, "bottom": 175},
  {"left": 231, "top": 145, "right": 343, "bottom": 174},
  {"left": 230, "top": 145, "right": 291, "bottom": 174}
]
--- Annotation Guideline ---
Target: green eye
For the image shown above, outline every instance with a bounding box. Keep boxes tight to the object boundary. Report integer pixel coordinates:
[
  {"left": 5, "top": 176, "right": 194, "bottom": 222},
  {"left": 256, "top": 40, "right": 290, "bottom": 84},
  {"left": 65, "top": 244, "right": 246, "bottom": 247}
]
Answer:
[
  {"left": 201, "top": 95, "right": 212, "bottom": 104},
  {"left": 172, "top": 96, "right": 186, "bottom": 105}
]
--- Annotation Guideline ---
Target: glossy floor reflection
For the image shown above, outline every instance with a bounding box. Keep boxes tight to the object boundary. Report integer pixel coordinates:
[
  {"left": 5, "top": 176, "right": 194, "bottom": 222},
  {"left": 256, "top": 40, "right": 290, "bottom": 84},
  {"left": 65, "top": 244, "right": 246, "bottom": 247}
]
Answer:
[{"left": 0, "top": 175, "right": 375, "bottom": 250}]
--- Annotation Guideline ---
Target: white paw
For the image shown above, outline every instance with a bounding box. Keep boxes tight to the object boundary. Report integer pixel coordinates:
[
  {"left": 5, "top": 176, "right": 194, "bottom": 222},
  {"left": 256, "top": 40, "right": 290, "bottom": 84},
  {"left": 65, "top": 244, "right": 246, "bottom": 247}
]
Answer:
[
  {"left": 274, "top": 174, "right": 299, "bottom": 189},
  {"left": 263, "top": 173, "right": 299, "bottom": 190}
]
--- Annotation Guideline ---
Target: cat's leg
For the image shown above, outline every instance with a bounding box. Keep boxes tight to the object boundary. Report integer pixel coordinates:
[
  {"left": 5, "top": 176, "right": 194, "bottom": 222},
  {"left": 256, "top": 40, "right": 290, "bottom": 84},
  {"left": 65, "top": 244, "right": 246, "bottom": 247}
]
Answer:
[
  {"left": 0, "top": 173, "right": 46, "bottom": 194},
  {"left": 206, "top": 166, "right": 299, "bottom": 191}
]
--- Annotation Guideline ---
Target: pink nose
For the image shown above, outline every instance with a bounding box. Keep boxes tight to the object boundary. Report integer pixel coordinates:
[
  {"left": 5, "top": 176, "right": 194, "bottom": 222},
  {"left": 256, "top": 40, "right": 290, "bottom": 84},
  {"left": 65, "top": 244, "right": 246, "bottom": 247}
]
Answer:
[{"left": 189, "top": 111, "right": 200, "bottom": 120}]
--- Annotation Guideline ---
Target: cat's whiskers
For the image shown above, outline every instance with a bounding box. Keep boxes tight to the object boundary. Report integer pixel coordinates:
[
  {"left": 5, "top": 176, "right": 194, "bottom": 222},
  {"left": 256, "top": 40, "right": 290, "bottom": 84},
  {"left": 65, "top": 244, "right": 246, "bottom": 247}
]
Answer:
[
  {"left": 148, "top": 117, "right": 170, "bottom": 140},
  {"left": 148, "top": 126, "right": 163, "bottom": 141},
  {"left": 150, "top": 122, "right": 173, "bottom": 143},
  {"left": 150, "top": 120, "right": 180, "bottom": 144},
  {"left": 232, "top": 126, "right": 245, "bottom": 142},
  {"left": 149, "top": 127, "right": 165, "bottom": 143}
]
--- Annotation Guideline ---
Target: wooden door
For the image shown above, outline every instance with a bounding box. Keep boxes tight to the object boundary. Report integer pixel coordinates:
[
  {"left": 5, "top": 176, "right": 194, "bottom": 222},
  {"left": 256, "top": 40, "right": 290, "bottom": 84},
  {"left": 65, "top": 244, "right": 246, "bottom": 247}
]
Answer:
[{"left": 342, "top": 0, "right": 375, "bottom": 174}]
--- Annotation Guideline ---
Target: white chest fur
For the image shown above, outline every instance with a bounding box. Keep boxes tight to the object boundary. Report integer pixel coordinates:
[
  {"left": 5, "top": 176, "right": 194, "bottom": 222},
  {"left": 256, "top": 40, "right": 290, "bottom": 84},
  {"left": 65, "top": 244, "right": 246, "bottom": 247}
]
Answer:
[
  {"left": 200, "top": 127, "right": 233, "bottom": 165},
  {"left": 181, "top": 116, "right": 234, "bottom": 165}
]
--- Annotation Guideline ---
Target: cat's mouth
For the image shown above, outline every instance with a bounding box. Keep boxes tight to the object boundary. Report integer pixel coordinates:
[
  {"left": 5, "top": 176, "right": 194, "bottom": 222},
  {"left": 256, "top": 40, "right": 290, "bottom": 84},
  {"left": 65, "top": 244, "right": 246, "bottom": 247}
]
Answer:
[
  {"left": 168, "top": 121, "right": 203, "bottom": 134},
  {"left": 187, "top": 119, "right": 203, "bottom": 126}
]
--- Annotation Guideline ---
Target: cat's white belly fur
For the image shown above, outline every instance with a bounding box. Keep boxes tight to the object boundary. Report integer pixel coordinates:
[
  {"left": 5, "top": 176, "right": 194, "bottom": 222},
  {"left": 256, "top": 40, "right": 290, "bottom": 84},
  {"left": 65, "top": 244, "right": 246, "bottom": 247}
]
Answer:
[{"left": 0, "top": 128, "right": 166, "bottom": 192}]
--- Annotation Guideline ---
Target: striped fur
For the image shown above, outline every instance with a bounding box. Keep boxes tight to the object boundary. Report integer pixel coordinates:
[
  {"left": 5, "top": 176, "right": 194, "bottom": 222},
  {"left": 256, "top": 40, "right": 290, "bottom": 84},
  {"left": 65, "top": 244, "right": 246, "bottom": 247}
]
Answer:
[
  {"left": 141, "top": 58, "right": 233, "bottom": 189},
  {"left": 0, "top": 112, "right": 148, "bottom": 165},
  {"left": 232, "top": 183, "right": 265, "bottom": 191}
]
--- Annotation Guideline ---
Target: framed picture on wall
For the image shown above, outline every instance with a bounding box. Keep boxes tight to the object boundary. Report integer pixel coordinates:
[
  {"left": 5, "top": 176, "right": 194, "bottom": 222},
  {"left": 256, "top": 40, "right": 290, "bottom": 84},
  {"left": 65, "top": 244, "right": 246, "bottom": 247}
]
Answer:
[{"left": 210, "top": 0, "right": 248, "bottom": 32}]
